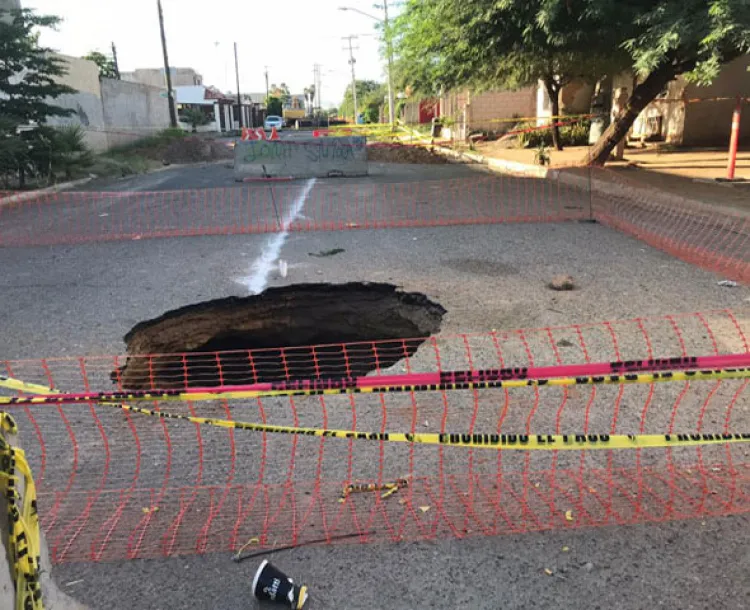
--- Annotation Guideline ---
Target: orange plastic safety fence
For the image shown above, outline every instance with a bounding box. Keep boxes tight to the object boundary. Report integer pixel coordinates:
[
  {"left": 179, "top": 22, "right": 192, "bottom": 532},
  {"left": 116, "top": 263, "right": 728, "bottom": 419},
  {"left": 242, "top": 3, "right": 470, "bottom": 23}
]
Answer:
[
  {"left": 2, "top": 173, "right": 748, "bottom": 284},
  {"left": 0, "top": 175, "right": 589, "bottom": 247},
  {"left": 2, "top": 309, "right": 750, "bottom": 563},
  {"left": 588, "top": 168, "right": 750, "bottom": 284}
]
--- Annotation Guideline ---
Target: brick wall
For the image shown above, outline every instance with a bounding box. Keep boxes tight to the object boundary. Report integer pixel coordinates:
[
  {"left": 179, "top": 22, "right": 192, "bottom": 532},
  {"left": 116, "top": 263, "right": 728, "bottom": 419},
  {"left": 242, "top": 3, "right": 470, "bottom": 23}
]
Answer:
[{"left": 467, "top": 88, "right": 537, "bottom": 131}]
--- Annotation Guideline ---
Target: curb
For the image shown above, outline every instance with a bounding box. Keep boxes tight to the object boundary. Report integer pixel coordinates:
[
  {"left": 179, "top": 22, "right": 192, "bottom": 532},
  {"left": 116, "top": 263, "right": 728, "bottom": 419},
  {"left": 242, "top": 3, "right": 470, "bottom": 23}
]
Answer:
[
  {"left": 426, "top": 141, "right": 749, "bottom": 220},
  {"left": 0, "top": 176, "right": 94, "bottom": 205}
]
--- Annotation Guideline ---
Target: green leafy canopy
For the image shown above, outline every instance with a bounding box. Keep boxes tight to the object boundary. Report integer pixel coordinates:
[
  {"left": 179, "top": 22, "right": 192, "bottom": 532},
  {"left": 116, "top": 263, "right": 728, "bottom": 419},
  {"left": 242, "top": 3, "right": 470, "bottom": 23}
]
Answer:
[
  {"left": 0, "top": 9, "right": 76, "bottom": 126},
  {"left": 83, "top": 51, "right": 118, "bottom": 79}
]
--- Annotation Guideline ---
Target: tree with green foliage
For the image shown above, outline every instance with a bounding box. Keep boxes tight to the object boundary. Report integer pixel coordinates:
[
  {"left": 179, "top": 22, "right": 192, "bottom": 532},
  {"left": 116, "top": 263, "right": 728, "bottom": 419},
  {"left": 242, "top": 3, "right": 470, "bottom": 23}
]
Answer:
[
  {"left": 266, "top": 95, "right": 283, "bottom": 117},
  {"left": 0, "top": 8, "right": 77, "bottom": 186},
  {"left": 340, "top": 80, "right": 386, "bottom": 123},
  {"left": 394, "top": 0, "right": 626, "bottom": 150},
  {"left": 586, "top": 0, "right": 750, "bottom": 164},
  {"left": 394, "top": 1, "right": 750, "bottom": 162},
  {"left": 83, "top": 51, "right": 118, "bottom": 79},
  {"left": 181, "top": 107, "right": 210, "bottom": 132},
  {"left": 270, "top": 82, "right": 292, "bottom": 108}
]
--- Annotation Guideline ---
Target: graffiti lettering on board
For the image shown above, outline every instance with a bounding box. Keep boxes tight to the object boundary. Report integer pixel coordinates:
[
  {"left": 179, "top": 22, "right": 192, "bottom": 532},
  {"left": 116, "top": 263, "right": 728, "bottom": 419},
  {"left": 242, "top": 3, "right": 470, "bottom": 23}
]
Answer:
[{"left": 241, "top": 142, "right": 294, "bottom": 163}]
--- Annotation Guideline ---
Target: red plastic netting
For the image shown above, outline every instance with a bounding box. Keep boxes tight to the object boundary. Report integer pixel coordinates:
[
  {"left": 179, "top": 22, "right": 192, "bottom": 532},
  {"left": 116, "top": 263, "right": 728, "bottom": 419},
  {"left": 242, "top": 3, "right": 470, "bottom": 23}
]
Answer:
[
  {"left": 2, "top": 309, "right": 750, "bottom": 562},
  {"left": 2, "top": 173, "right": 747, "bottom": 283}
]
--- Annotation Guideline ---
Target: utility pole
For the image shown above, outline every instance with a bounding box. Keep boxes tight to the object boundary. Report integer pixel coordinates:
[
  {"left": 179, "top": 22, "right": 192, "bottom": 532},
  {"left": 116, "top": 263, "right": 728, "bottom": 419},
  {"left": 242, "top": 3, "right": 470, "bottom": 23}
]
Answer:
[
  {"left": 234, "top": 42, "right": 243, "bottom": 129},
  {"left": 382, "top": 0, "right": 395, "bottom": 126},
  {"left": 342, "top": 35, "right": 359, "bottom": 122},
  {"left": 313, "top": 64, "right": 321, "bottom": 113},
  {"left": 264, "top": 66, "right": 270, "bottom": 104},
  {"left": 111, "top": 42, "right": 121, "bottom": 80},
  {"left": 157, "top": 0, "right": 178, "bottom": 128}
]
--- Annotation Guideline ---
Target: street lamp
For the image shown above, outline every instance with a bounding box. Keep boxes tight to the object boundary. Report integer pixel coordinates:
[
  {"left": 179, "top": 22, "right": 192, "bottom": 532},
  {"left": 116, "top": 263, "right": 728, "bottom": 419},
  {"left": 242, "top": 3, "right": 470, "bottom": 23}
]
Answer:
[{"left": 338, "top": 4, "right": 396, "bottom": 127}]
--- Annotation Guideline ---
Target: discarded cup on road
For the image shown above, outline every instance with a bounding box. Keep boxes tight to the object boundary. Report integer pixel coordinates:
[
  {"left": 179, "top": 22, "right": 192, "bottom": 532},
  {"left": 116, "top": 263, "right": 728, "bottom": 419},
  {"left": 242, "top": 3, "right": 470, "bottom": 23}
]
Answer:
[{"left": 252, "top": 559, "right": 308, "bottom": 609}]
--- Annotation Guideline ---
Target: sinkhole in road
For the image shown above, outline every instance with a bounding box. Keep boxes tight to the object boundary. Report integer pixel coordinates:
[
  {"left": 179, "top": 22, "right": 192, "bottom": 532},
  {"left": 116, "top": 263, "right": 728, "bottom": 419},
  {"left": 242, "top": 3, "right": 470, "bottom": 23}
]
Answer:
[{"left": 115, "top": 282, "right": 446, "bottom": 389}]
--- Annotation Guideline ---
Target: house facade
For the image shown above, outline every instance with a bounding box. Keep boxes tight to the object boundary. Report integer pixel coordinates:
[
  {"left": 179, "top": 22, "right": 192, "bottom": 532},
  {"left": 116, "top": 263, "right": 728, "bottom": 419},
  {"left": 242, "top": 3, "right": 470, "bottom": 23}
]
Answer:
[
  {"left": 622, "top": 55, "right": 750, "bottom": 146},
  {"left": 175, "top": 86, "right": 260, "bottom": 132}
]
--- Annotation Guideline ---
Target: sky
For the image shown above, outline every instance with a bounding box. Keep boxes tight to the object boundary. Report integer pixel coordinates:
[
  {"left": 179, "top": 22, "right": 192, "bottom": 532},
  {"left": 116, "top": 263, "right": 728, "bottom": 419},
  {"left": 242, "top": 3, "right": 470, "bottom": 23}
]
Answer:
[{"left": 23, "top": 0, "right": 395, "bottom": 108}]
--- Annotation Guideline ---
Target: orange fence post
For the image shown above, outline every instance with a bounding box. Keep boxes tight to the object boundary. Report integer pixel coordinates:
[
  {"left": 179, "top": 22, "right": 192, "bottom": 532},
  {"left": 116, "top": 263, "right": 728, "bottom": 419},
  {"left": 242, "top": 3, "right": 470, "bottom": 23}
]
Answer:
[{"left": 727, "top": 96, "right": 742, "bottom": 180}]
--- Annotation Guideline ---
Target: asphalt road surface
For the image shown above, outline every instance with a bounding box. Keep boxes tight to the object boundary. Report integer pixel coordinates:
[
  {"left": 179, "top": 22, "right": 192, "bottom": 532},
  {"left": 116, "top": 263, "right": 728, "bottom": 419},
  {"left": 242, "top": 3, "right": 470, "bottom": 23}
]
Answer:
[{"left": 1, "top": 161, "right": 749, "bottom": 609}]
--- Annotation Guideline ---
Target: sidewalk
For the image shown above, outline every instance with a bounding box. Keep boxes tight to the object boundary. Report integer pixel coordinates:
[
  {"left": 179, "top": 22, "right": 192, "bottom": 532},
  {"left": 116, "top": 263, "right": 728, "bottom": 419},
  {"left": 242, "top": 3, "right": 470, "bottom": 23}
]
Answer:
[{"left": 469, "top": 143, "right": 750, "bottom": 215}]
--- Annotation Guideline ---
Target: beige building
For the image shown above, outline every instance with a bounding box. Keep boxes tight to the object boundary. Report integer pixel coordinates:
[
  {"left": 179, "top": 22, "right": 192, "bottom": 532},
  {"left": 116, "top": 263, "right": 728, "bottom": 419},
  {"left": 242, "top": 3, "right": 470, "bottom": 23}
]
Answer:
[
  {"left": 623, "top": 55, "right": 750, "bottom": 146},
  {"left": 536, "top": 79, "right": 595, "bottom": 125},
  {"left": 121, "top": 67, "right": 203, "bottom": 89}
]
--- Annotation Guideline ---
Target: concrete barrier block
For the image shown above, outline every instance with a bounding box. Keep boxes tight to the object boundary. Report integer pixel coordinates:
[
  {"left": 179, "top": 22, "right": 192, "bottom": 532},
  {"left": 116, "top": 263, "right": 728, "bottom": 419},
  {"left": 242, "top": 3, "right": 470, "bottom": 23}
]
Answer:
[{"left": 234, "top": 136, "right": 368, "bottom": 180}]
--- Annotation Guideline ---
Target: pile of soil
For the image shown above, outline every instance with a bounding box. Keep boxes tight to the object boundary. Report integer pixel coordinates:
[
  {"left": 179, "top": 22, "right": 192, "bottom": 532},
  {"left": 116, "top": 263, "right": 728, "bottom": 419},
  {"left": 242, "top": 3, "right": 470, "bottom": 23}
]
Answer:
[
  {"left": 367, "top": 143, "right": 448, "bottom": 164},
  {"left": 161, "top": 137, "right": 234, "bottom": 164}
]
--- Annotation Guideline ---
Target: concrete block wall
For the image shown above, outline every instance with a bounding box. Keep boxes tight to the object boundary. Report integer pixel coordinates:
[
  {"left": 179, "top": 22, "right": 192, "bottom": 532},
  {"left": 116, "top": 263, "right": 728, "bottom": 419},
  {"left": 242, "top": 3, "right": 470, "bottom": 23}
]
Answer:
[
  {"left": 46, "top": 55, "right": 172, "bottom": 151},
  {"left": 100, "top": 78, "right": 171, "bottom": 148},
  {"left": 467, "top": 87, "right": 537, "bottom": 131},
  {"left": 47, "top": 55, "right": 109, "bottom": 152},
  {"left": 121, "top": 67, "right": 202, "bottom": 89}
]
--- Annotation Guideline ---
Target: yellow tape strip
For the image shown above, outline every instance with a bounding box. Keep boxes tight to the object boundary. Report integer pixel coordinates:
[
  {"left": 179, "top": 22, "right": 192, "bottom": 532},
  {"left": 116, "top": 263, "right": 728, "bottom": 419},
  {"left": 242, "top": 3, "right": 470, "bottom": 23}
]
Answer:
[
  {"left": 488, "top": 113, "right": 595, "bottom": 124},
  {"left": 0, "top": 412, "right": 44, "bottom": 610},
  {"left": 0, "top": 375, "right": 59, "bottom": 395},
  {"left": 3, "top": 367, "right": 747, "bottom": 407},
  {"left": 98, "top": 401, "right": 750, "bottom": 451}
]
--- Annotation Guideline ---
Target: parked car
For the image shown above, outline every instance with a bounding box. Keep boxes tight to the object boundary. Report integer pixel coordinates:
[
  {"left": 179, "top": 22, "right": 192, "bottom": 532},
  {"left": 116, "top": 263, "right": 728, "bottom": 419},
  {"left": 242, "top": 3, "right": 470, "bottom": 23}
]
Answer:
[{"left": 264, "top": 115, "right": 283, "bottom": 131}]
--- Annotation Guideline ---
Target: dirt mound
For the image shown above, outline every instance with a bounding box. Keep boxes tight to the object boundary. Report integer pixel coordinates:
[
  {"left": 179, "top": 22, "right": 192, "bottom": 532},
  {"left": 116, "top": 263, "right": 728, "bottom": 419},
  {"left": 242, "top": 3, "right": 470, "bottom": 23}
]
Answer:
[
  {"left": 161, "top": 137, "right": 234, "bottom": 164},
  {"left": 368, "top": 143, "right": 448, "bottom": 164}
]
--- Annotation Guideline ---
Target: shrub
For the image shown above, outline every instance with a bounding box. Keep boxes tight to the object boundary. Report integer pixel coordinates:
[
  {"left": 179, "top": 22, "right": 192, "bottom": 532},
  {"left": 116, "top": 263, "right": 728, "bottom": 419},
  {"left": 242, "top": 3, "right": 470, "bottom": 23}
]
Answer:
[
  {"left": 48, "top": 124, "right": 93, "bottom": 179},
  {"left": 180, "top": 108, "right": 210, "bottom": 132},
  {"left": 516, "top": 118, "right": 591, "bottom": 149}
]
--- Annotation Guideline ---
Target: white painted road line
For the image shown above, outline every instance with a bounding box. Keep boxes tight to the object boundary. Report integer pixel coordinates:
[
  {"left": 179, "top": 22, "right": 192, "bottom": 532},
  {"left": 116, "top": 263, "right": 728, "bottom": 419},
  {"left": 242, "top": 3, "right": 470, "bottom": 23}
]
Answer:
[{"left": 238, "top": 178, "right": 316, "bottom": 294}]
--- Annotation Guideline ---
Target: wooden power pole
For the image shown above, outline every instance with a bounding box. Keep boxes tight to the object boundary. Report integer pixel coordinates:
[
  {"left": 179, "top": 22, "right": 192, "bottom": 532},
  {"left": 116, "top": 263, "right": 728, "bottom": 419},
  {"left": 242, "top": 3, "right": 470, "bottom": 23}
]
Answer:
[{"left": 157, "top": 0, "right": 178, "bottom": 128}]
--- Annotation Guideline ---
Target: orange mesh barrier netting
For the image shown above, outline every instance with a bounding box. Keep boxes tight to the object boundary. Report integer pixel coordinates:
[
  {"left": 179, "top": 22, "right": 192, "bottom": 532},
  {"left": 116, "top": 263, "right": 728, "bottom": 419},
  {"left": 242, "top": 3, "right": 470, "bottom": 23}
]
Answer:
[{"left": 1, "top": 309, "right": 749, "bottom": 563}]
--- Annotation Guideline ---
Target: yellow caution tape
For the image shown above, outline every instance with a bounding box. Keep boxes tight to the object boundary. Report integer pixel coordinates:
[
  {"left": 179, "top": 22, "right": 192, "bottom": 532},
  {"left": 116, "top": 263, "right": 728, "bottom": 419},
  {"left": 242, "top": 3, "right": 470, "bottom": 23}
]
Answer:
[
  {"left": 0, "top": 412, "right": 44, "bottom": 610},
  {"left": 2, "top": 367, "right": 749, "bottom": 407},
  {"left": 96, "top": 400, "right": 750, "bottom": 451},
  {"left": 489, "top": 113, "right": 595, "bottom": 124},
  {"left": 0, "top": 375, "right": 59, "bottom": 395}
]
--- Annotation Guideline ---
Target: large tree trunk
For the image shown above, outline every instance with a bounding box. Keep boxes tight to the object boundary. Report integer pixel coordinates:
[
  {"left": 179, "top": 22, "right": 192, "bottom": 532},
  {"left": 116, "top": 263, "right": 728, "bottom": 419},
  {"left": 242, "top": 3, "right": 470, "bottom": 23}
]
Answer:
[
  {"left": 544, "top": 79, "right": 563, "bottom": 151},
  {"left": 586, "top": 64, "right": 676, "bottom": 166}
]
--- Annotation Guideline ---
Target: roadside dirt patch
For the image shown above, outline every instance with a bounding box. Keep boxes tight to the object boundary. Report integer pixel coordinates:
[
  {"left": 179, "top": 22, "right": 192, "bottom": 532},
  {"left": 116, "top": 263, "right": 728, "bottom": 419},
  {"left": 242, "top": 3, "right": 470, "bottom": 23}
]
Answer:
[
  {"left": 161, "top": 137, "right": 234, "bottom": 164},
  {"left": 368, "top": 143, "right": 448, "bottom": 164},
  {"left": 115, "top": 282, "right": 446, "bottom": 389}
]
